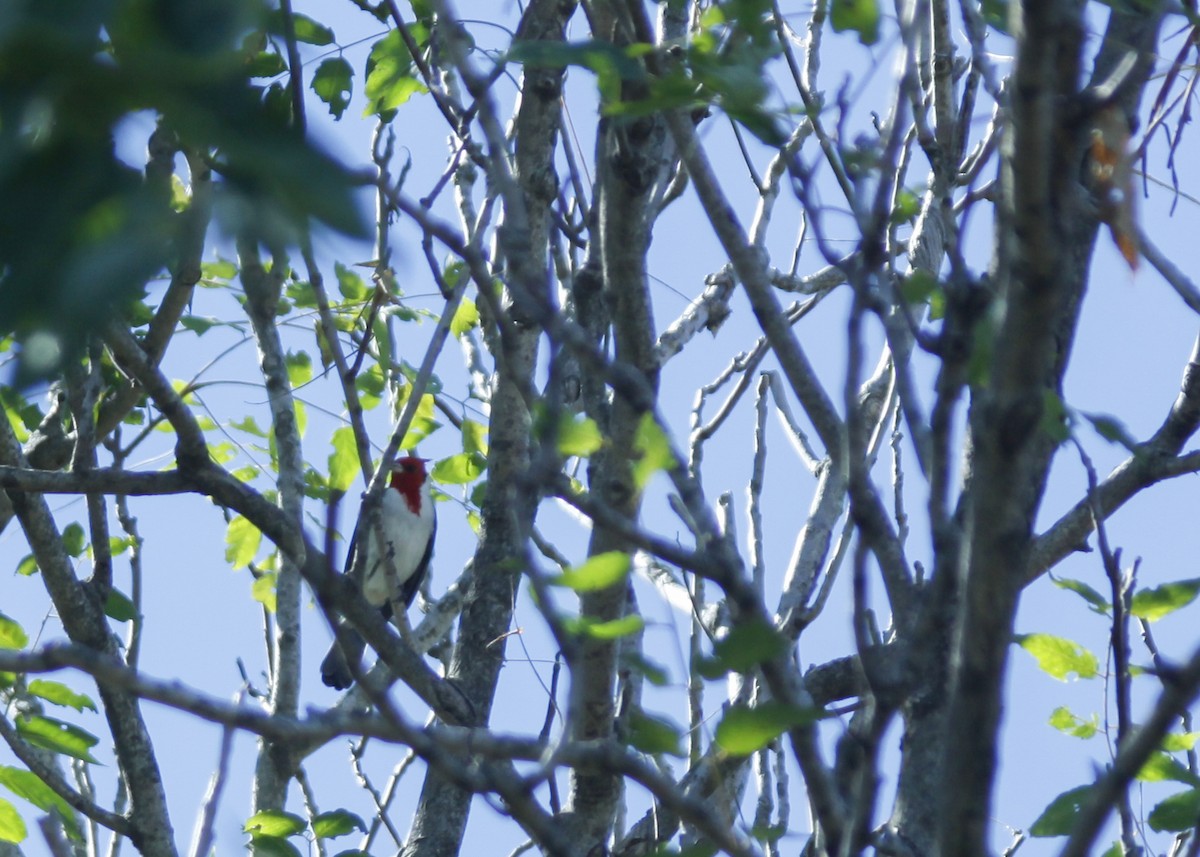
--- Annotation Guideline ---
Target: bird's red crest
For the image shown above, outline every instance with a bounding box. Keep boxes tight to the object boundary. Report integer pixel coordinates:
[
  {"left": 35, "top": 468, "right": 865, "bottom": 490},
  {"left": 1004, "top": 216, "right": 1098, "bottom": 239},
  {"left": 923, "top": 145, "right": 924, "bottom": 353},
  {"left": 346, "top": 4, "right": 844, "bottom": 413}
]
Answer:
[{"left": 389, "top": 456, "right": 429, "bottom": 515}]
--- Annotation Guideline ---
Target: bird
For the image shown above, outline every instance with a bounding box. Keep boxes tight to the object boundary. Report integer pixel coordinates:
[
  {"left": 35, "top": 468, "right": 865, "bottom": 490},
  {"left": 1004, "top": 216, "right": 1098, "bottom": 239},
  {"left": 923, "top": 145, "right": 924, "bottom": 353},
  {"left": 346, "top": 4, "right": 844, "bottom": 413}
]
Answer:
[{"left": 320, "top": 455, "right": 436, "bottom": 690}]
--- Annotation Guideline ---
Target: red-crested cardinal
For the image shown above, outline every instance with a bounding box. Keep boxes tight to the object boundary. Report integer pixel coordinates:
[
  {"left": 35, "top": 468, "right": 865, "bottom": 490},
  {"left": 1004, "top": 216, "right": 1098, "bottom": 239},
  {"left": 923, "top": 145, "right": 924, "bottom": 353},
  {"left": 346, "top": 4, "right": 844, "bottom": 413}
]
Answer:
[{"left": 320, "top": 455, "right": 436, "bottom": 690}]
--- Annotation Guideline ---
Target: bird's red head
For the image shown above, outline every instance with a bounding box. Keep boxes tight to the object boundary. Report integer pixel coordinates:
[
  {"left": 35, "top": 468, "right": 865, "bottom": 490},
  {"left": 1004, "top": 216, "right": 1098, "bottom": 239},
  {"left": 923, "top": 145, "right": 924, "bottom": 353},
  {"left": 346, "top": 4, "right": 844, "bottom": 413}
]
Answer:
[{"left": 389, "top": 456, "right": 430, "bottom": 514}]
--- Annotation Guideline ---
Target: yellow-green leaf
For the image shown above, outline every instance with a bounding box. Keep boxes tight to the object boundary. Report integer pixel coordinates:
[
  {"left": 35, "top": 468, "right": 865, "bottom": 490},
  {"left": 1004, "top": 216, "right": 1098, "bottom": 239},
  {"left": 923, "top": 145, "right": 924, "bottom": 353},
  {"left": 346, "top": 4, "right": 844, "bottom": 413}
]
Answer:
[
  {"left": 285, "top": 350, "right": 312, "bottom": 388},
  {"left": 461, "top": 418, "right": 488, "bottom": 456},
  {"left": 450, "top": 296, "right": 479, "bottom": 337},
  {"left": 1163, "top": 732, "right": 1200, "bottom": 752},
  {"left": 231, "top": 416, "right": 268, "bottom": 438},
  {"left": 27, "top": 681, "right": 96, "bottom": 713},
  {"left": 364, "top": 30, "right": 427, "bottom": 116},
  {"left": 356, "top": 363, "right": 385, "bottom": 410},
  {"left": 1049, "top": 573, "right": 1111, "bottom": 615},
  {"left": 252, "top": 572, "right": 278, "bottom": 613},
  {"left": 830, "top": 0, "right": 880, "bottom": 45},
  {"left": 312, "top": 809, "right": 366, "bottom": 839},
  {"left": 16, "top": 715, "right": 100, "bottom": 764},
  {"left": 0, "top": 766, "right": 79, "bottom": 840},
  {"left": 564, "top": 614, "right": 645, "bottom": 640},
  {"left": 0, "top": 614, "right": 27, "bottom": 650},
  {"left": 1048, "top": 706, "right": 1098, "bottom": 739},
  {"left": 397, "top": 393, "right": 440, "bottom": 448},
  {"left": 1131, "top": 578, "right": 1200, "bottom": 622},
  {"left": 558, "top": 414, "right": 603, "bottom": 457},
  {"left": 1015, "top": 633, "right": 1098, "bottom": 681},
  {"left": 244, "top": 810, "right": 306, "bottom": 837},
  {"left": 328, "top": 426, "right": 360, "bottom": 494},
  {"left": 632, "top": 413, "right": 675, "bottom": 489},
  {"left": 554, "top": 551, "right": 630, "bottom": 593},
  {"left": 432, "top": 452, "right": 486, "bottom": 485},
  {"left": 715, "top": 702, "right": 822, "bottom": 756},
  {"left": 0, "top": 797, "right": 26, "bottom": 844},
  {"left": 225, "top": 515, "right": 262, "bottom": 570},
  {"left": 1138, "top": 752, "right": 1200, "bottom": 786}
]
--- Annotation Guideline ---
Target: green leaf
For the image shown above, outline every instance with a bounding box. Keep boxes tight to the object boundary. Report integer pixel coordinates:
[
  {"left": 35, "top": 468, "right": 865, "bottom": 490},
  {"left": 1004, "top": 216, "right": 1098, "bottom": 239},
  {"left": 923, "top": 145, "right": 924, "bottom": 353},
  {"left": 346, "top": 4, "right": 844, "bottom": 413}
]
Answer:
[
  {"left": 180, "top": 315, "right": 223, "bottom": 335},
  {"left": 450, "top": 297, "right": 479, "bottom": 337},
  {"left": 830, "top": 0, "right": 880, "bottom": 45},
  {"left": 715, "top": 701, "right": 822, "bottom": 756},
  {"left": 244, "top": 810, "right": 307, "bottom": 838},
  {"left": 431, "top": 452, "right": 486, "bottom": 485},
  {"left": 1138, "top": 752, "right": 1200, "bottom": 786},
  {"left": 109, "top": 536, "right": 136, "bottom": 557},
  {"left": 890, "top": 188, "right": 922, "bottom": 226},
  {"left": 230, "top": 415, "right": 269, "bottom": 438},
  {"left": 335, "top": 262, "right": 370, "bottom": 302},
  {"left": 0, "top": 614, "right": 27, "bottom": 650},
  {"left": 27, "top": 681, "right": 96, "bottom": 713},
  {"left": 1049, "top": 573, "right": 1111, "bottom": 615},
  {"left": 364, "top": 30, "right": 427, "bottom": 117},
  {"left": 1048, "top": 706, "right": 1098, "bottom": 739},
  {"left": 442, "top": 259, "right": 468, "bottom": 292},
  {"left": 632, "top": 413, "right": 675, "bottom": 489},
  {"left": 1015, "top": 633, "right": 1099, "bottom": 681},
  {"left": 252, "top": 572, "right": 278, "bottom": 613},
  {"left": 712, "top": 619, "right": 788, "bottom": 673},
  {"left": 311, "top": 57, "right": 353, "bottom": 119},
  {"left": 558, "top": 414, "right": 604, "bottom": 457},
  {"left": 356, "top": 363, "right": 385, "bottom": 410},
  {"left": 16, "top": 554, "right": 37, "bottom": 577},
  {"left": 328, "top": 426, "right": 360, "bottom": 494},
  {"left": 1040, "top": 389, "right": 1071, "bottom": 445},
  {"left": 104, "top": 588, "right": 138, "bottom": 623},
  {"left": 553, "top": 551, "right": 631, "bottom": 593},
  {"left": 246, "top": 50, "right": 288, "bottom": 79},
  {"left": 622, "top": 651, "right": 669, "bottom": 687},
  {"left": 61, "top": 522, "right": 86, "bottom": 558},
  {"left": 16, "top": 715, "right": 100, "bottom": 764},
  {"left": 201, "top": 259, "right": 238, "bottom": 281},
  {"left": 225, "top": 515, "right": 262, "bottom": 570},
  {"left": 899, "top": 270, "right": 939, "bottom": 305},
  {"left": 509, "top": 39, "right": 644, "bottom": 105},
  {"left": 266, "top": 10, "right": 334, "bottom": 46},
  {"left": 564, "top": 614, "right": 645, "bottom": 640},
  {"left": 312, "top": 809, "right": 367, "bottom": 839},
  {"left": 1030, "top": 784, "right": 1094, "bottom": 837},
  {"left": 626, "top": 710, "right": 684, "bottom": 757},
  {"left": 246, "top": 835, "right": 303, "bottom": 857},
  {"left": 0, "top": 797, "right": 26, "bottom": 844},
  {"left": 1148, "top": 788, "right": 1200, "bottom": 832},
  {"left": 397, "top": 393, "right": 440, "bottom": 448},
  {"left": 1131, "top": 578, "right": 1200, "bottom": 621},
  {"left": 1078, "top": 411, "right": 1138, "bottom": 452},
  {"left": 0, "top": 766, "right": 79, "bottom": 840},
  {"left": 981, "top": 0, "right": 1012, "bottom": 33},
  {"left": 286, "top": 350, "right": 312, "bottom": 388}
]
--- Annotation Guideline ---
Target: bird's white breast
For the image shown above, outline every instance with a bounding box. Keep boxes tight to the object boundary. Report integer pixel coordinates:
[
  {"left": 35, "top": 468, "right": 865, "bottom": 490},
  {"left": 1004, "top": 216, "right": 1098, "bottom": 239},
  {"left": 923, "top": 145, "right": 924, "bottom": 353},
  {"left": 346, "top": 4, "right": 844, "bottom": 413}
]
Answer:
[{"left": 360, "top": 483, "right": 435, "bottom": 607}]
